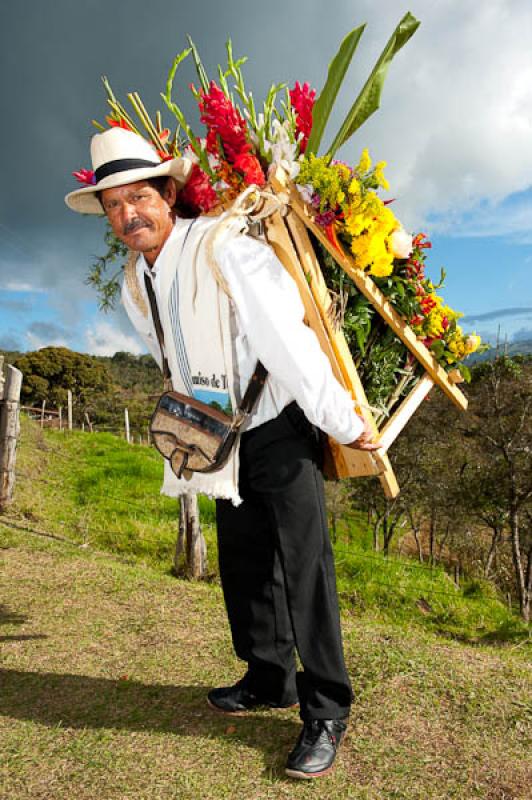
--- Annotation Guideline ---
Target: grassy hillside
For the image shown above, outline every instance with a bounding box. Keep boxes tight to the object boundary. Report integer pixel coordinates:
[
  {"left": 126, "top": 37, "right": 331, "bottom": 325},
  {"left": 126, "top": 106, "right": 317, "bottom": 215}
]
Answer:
[
  {"left": 4, "top": 415, "right": 528, "bottom": 643},
  {"left": 1, "top": 417, "right": 531, "bottom": 799}
]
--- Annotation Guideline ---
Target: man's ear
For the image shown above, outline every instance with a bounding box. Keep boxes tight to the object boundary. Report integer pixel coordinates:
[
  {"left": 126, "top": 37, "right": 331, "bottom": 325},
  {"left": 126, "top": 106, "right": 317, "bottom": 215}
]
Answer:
[{"left": 164, "top": 177, "right": 178, "bottom": 207}]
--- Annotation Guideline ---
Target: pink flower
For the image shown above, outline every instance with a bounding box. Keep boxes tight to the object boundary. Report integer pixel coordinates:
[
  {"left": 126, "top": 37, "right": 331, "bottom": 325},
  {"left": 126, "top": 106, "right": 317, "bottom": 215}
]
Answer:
[
  {"left": 289, "top": 81, "right": 316, "bottom": 153},
  {"left": 72, "top": 169, "right": 96, "bottom": 186}
]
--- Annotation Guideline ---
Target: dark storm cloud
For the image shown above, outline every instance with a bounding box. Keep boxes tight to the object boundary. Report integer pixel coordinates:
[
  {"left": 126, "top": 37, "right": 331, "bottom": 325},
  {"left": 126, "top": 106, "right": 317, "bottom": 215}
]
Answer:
[
  {"left": 0, "top": 334, "right": 23, "bottom": 351},
  {"left": 0, "top": 0, "right": 337, "bottom": 343},
  {"left": 28, "top": 321, "right": 69, "bottom": 340},
  {"left": 0, "top": 298, "right": 33, "bottom": 312},
  {"left": 2, "top": 2, "right": 531, "bottom": 354},
  {"left": 462, "top": 307, "right": 532, "bottom": 323}
]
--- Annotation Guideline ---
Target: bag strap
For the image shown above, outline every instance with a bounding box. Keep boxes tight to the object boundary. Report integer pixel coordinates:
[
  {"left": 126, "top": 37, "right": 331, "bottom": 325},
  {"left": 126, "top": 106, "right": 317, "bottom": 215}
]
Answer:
[
  {"left": 143, "top": 254, "right": 268, "bottom": 422},
  {"left": 144, "top": 273, "right": 172, "bottom": 383}
]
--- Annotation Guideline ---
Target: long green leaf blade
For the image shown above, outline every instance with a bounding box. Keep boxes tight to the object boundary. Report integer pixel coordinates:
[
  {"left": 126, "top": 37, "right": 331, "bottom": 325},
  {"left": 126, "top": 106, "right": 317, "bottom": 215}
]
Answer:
[
  {"left": 328, "top": 12, "right": 420, "bottom": 158},
  {"left": 165, "top": 47, "right": 192, "bottom": 104},
  {"left": 306, "top": 24, "right": 366, "bottom": 155},
  {"left": 187, "top": 36, "right": 210, "bottom": 92}
]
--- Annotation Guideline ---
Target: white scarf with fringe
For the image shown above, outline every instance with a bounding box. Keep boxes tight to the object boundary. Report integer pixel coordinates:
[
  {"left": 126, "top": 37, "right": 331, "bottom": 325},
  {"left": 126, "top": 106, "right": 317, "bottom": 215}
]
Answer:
[{"left": 123, "top": 187, "right": 285, "bottom": 506}]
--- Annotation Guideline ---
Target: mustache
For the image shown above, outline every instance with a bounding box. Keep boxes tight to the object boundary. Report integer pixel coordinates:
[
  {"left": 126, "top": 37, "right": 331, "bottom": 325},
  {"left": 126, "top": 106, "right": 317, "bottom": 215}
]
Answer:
[{"left": 123, "top": 218, "right": 152, "bottom": 236}]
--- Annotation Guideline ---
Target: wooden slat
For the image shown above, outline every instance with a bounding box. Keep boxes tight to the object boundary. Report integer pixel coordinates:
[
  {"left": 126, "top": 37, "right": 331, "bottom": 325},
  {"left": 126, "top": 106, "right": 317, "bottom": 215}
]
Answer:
[
  {"left": 271, "top": 170, "right": 468, "bottom": 413},
  {"left": 264, "top": 210, "right": 400, "bottom": 497},
  {"left": 377, "top": 374, "right": 434, "bottom": 452},
  {"left": 282, "top": 209, "right": 401, "bottom": 498}
]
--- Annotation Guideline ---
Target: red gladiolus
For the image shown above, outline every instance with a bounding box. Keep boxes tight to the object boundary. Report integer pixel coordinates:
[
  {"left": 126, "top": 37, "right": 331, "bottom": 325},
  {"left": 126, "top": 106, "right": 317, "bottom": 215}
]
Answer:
[
  {"left": 413, "top": 232, "right": 432, "bottom": 249},
  {"left": 72, "top": 168, "right": 96, "bottom": 186},
  {"left": 441, "top": 316, "right": 449, "bottom": 330},
  {"left": 233, "top": 152, "right": 266, "bottom": 187},
  {"left": 289, "top": 81, "right": 316, "bottom": 153},
  {"left": 179, "top": 163, "right": 218, "bottom": 214},
  {"left": 420, "top": 295, "right": 437, "bottom": 315},
  {"left": 197, "top": 81, "right": 251, "bottom": 163},
  {"left": 106, "top": 116, "right": 131, "bottom": 131},
  {"left": 324, "top": 221, "right": 343, "bottom": 255}
]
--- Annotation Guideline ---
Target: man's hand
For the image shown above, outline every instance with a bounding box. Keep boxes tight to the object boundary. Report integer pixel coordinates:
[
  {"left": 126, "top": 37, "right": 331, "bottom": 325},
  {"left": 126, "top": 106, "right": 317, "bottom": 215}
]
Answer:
[{"left": 346, "top": 416, "right": 381, "bottom": 451}]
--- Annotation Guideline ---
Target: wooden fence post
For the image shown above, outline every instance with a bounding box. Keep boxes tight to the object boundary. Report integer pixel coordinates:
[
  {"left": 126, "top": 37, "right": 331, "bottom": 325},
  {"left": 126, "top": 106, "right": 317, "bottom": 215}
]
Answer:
[
  {"left": 174, "top": 494, "right": 207, "bottom": 578},
  {"left": 58, "top": 406, "right": 63, "bottom": 431},
  {"left": 124, "top": 408, "right": 130, "bottom": 443},
  {"left": 0, "top": 365, "right": 23, "bottom": 510},
  {"left": 67, "top": 390, "right": 73, "bottom": 431},
  {"left": 40, "top": 399, "right": 46, "bottom": 429}
]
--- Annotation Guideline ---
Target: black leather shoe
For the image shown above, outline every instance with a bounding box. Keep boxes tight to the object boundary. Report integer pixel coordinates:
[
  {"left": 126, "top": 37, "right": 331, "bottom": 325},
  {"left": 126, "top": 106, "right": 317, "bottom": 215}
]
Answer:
[
  {"left": 207, "top": 680, "right": 298, "bottom": 715},
  {"left": 285, "top": 718, "right": 348, "bottom": 779}
]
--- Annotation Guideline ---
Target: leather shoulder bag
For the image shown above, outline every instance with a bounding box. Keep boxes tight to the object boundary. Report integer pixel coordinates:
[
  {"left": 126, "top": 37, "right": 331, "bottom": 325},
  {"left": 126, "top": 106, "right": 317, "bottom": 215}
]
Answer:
[{"left": 144, "top": 268, "right": 267, "bottom": 479}]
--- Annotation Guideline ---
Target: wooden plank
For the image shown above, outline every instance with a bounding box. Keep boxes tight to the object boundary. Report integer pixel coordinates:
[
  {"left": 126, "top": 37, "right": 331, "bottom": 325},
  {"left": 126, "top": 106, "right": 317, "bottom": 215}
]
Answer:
[
  {"left": 271, "top": 170, "right": 468, "bottom": 413},
  {"left": 265, "top": 210, "right": 399, "bottom": 495},
  {"left": 378, "top": 374, "right": 434, "bottom": 452},
  {"left": 282, "top": 209, "right": 400, "bottom": 497}
]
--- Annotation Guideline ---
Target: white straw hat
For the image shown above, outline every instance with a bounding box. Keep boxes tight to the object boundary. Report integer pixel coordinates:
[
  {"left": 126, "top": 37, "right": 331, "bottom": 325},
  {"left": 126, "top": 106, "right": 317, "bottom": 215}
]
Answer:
[{"left": 65, "top": 127, "right": 192, "bottom": 215}]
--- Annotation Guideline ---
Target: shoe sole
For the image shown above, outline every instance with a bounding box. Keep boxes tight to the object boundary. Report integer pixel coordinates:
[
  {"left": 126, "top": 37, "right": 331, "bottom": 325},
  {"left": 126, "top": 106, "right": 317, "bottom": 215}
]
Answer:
[
  {"left": 285, "top": 765, "right": 335, "bottom": 780},
  {"left": 206, "top": 697, "right": 299, "bottom": 716}
]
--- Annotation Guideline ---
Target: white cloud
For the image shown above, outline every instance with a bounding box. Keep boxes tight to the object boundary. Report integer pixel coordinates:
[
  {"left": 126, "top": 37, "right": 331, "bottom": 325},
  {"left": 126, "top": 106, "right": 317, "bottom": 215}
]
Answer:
[
  {"left": 1, "top": 283, "right": 47, "bottom": 293},
  {"left": 333, "top": 1, "right": 532, "bottom": 234},
  {"left": 84, "top": 320, "right": 146, "bottom": 357}
]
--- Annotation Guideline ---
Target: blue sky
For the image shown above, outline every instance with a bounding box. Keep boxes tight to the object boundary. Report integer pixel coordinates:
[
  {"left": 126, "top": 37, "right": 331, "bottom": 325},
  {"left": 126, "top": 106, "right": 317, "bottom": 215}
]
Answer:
[{"left": 1, "top": 0, "right": 531, "bottom": 355}]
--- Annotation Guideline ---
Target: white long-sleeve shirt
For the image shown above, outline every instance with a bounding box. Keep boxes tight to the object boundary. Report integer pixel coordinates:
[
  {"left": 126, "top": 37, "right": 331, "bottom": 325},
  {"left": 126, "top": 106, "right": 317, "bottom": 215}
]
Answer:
[{"left": 122, "top": 217, "right": 364, "bottom": 445}]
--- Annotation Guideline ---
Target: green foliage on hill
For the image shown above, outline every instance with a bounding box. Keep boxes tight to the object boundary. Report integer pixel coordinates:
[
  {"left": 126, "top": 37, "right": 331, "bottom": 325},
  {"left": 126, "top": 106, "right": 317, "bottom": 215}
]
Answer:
[{"left": 12, "top": 347, "right": 112, "bottom": 411}]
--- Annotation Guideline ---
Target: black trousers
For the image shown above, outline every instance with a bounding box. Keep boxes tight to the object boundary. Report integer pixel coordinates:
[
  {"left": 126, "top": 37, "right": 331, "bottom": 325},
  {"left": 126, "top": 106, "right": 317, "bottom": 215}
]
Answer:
[{"left": 216, "top": 403, "right": 353, "bottom": 720}]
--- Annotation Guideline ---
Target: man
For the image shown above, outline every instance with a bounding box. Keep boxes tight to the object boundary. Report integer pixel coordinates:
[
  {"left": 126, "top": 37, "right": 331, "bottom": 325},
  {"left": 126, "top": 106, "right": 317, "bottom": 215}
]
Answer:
[{"left": 66, "top": 127, "right": 379, "bottom": 779}]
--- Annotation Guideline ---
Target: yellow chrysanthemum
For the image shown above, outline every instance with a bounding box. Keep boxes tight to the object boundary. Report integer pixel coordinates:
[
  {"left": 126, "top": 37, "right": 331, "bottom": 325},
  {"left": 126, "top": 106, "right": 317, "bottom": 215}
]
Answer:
[
  {"left": 357, "top": 148, "right": 372, "bottom": 173},
  {"left": 374, "top": 160, "right": 390, "bottom": 191}
]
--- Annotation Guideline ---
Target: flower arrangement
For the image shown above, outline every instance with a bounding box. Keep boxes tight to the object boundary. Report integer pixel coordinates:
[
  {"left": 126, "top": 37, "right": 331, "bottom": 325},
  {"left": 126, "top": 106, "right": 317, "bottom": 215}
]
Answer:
[{"left": 76, "top": 14, "right": 483, "bottom": 419}]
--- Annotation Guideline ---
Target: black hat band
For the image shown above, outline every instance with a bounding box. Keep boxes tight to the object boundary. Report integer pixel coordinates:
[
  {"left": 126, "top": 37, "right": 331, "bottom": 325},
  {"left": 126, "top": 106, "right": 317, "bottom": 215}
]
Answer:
[{"left": 95, "top": 158, "right": 160, "bottom": 183}]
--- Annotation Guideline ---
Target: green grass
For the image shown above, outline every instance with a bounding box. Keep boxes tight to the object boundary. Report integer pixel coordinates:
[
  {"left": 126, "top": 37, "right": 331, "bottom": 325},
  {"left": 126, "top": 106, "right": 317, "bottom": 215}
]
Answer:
[
  {"left": 5, "top": 415, "right": 529, "bottom": 643},
  {"left": 1, "top": 528, "right": 531, "bottom": 800},
  {"left": 8, "top": 417, "right": 217, "bottom": 571},
  {"left": 1, "top": 417, "right": 531, "bottom": 799}
]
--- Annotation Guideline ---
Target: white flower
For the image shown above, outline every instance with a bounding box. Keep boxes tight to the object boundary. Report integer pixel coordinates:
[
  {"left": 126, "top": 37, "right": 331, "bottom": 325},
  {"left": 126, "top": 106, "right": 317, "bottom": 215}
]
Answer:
[
  {"left": 296, "top": 184, "right": 315, "bottom": 205},
  {"left": 465, "top": 334, "right": 481, "bottom": 354},
  {"left": 263, "top": 119, "right": 301, "bottom": 180},
  {"left": 390, "top": 227, "right": 414, "bottom": 259},
  {"left": 183, "top": 144, "right": 199, "bottom": 165}
]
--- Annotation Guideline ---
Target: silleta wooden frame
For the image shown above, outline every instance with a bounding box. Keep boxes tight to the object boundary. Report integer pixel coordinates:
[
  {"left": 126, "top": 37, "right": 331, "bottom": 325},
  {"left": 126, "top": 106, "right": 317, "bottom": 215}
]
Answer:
[{"left": 264, "top": 168, "right": 468, "bottom": 498}]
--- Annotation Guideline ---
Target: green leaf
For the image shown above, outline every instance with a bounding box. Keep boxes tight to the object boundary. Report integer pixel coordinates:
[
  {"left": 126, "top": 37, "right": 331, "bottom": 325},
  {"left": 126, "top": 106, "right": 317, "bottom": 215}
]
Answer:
[
  {"left": 429, "top": 339, "right": 445, "bottom": 359},
  {"left": 457, "top": 363, "right": 472, "bottom": 383},
  {"left": 165, "top": 47, "right": 192, "bottom": 104},
  {"left": 328, "top": 12, "right": 420, "bottom": 157},
  {"left": 306, "top": 24, "right": 366, "bottom": 155},
  {"left": 187, "top": 36, "right": 209, "bottom": 93}
]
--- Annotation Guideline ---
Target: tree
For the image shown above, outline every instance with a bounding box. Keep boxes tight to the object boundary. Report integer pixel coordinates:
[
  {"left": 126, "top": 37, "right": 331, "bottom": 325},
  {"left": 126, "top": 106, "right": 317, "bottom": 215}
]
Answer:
[
  {"left": 13, "top": 346, "right": 113, "bottom": 421},
  {"left": 464, "top": 357, "right": 532, "bottom": 621}
]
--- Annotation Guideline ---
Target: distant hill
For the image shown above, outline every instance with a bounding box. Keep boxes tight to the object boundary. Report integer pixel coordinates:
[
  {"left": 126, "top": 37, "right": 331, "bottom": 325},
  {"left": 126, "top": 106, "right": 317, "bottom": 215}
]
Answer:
[{"left": 466, "top": 339, "right": 532, "bottom": 364}]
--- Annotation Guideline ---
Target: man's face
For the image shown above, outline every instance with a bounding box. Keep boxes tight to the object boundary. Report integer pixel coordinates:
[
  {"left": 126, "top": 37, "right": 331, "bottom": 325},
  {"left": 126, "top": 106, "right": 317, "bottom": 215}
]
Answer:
[{"left": 101, "top": 179, "right": 177, "bottom": 265}]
